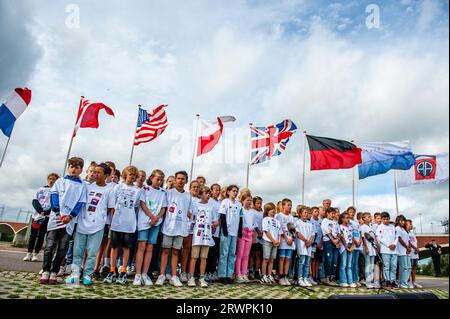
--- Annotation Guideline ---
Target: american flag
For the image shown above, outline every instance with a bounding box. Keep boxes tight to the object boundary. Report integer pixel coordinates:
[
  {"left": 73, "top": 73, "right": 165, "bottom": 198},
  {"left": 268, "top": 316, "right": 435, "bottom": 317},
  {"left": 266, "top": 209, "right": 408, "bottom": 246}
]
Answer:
[
  {"left": 250, "top": 119, "right": 297, "bottom": 165},
  {"left": 134, "top": 104, "right": 168, "bottom": 146}
]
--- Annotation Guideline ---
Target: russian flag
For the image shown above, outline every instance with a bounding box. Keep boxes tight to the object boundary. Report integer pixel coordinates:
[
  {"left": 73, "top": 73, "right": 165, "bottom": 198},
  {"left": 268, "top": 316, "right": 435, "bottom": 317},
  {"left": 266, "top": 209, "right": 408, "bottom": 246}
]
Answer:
[{"left": 0, "top": 88, "right": 32, "bottom": 137}]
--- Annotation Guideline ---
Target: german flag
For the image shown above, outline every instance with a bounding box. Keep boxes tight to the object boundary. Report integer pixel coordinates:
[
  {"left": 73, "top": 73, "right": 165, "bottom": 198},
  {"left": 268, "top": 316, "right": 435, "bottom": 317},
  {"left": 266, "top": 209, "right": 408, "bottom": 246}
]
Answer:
[{"left": 306, "top": 135, "right": 362, "bottom": 170}]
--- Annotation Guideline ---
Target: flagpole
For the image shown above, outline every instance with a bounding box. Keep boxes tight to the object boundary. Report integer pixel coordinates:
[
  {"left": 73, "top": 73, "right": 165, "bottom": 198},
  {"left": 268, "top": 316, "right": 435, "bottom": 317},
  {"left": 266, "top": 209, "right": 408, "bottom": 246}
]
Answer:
[
  {"left": 63, "top": 96, "right": 84, "bottom": 175},
  {"left": 301, "top": 131, "right": 307, "bottom": 204},
  {"left": 245, "top": 123, "right": 253, "bottom": 189},
  {"left": 0, "top": 135, "right": 12, "bottom": 168},
  {"left": 351, "top": 139, "right": 356, "bottom": 207},
  {"left": 394, "top": 170, "right": 399, "bottom": 216},
  {"left": 129, "top": 105, "right": 141, "bottom": 166},
  {"left": 189, "top": 114, "right": 200, "bottom": 182}
]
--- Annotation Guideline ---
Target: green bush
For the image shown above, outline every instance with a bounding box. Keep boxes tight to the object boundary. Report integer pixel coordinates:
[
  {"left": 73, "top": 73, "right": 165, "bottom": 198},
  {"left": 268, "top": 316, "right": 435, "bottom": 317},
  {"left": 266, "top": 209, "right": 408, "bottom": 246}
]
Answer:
[{"left": 418, "top": 255, "right": 449, "bottom": 276}]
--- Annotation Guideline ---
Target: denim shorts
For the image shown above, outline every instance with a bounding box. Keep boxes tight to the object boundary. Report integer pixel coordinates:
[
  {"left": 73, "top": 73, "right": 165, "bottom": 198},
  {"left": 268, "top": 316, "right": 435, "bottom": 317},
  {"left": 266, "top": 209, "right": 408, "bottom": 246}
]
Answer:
[
  {"left": 278, "top": 248, "right": 293, "bottom": 259},
  {"left": 137, "top": 225, "right": 160, "bottom": 244}
]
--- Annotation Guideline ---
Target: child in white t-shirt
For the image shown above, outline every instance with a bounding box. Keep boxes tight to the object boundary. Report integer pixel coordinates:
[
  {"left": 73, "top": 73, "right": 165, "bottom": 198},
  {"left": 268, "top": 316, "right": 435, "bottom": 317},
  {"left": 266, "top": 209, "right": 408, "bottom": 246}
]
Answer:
[
  {"left": 187, "top": 186, "right": 218, "bottom": 288},
  {"left": 66, "top": 163, "right": 115, "bottom": 285},
  {"left": 295, "top": 207, "right": 315, "bottom": 287},
  {"left": 275, "top": 199, "right": 296, "bottom": 286},
  {"left": 205, "top": 183, "right": 222, "bottom": 282},
  {"left": 338, "top": 212, "right": 356, "bottom": 288},
  {"left": 156, "top": 171, "right": 193, "bottom": 287},
  {"left": 376, "top": 212, "right": 398, "bottom": 288},
  {"left": 406, "top": 219, "right": 422, "bottom": 288},
  {"left": 361, "top": 212, "right": 379, "bottom": 289},
  {"left": 395, "top": 215, "right": 412, "bottom": 288},
  {"left": 218, "top": 185, "right": 242, "bottom": 284},
  {"left": 260, "top": 202, "right": 281, "bottom": 284},
  {"left": 248, "top": 196, "right": 263, "bottom": 280},
  {"left": 133, "top": 169, "right": 168, "bottom": 286},
  {"left": 347, "top": 207, "right": 362, "bottom": 286},
  {"left": 104, "top": 166, "right": 148, "bottom": 285}
]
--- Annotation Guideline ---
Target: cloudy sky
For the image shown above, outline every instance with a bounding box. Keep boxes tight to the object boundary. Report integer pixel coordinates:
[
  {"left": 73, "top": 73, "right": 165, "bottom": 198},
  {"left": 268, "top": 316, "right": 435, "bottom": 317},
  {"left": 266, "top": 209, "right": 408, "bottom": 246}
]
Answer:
[{"left": 0, "top": 0, "right": 448, "bottom": 233}]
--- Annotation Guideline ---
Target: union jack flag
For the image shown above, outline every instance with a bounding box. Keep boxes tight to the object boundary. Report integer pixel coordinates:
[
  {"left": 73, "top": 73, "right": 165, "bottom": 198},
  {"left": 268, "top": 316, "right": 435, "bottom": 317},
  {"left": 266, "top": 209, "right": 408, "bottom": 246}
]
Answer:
[
  {"left": 134, "top": 104, "right": 168, "bottom": 146},
  {"left": 249, "top": 119, "right": 297, "bottom": 165}
]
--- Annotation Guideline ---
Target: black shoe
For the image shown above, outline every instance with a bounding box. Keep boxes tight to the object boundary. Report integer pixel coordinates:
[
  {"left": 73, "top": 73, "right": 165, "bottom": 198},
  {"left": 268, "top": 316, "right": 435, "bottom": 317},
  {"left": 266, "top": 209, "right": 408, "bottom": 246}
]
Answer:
[
  {"left": 93, "top": 269, "right": 101, "bottom": 280},
  {"left": 226, "top": 277, "right": 233, "bottom": 285},
  {"left": 101, "top": 266, "right": 110, "bottom": 278},
  {"left": 218, "top": 277, "right": 227, "bottom": 285}
]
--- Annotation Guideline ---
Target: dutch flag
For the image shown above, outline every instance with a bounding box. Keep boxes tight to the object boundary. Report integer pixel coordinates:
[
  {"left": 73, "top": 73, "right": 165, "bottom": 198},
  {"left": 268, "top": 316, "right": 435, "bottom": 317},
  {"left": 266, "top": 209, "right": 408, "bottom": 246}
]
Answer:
[{"left": 0, "top": 88, "right": 32, "bottom": 137}]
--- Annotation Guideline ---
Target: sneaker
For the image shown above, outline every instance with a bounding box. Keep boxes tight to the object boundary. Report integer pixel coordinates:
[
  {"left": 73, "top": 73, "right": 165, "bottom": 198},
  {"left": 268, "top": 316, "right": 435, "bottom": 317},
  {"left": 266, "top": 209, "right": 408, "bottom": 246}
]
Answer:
[
  {"left": 133, "top": 274, "right": 142, "bottom": 286},
  {"left": 408, "top": 282, "right": 414, "bottom": 289},
  {"left": 413, "top": 282, "right": 423, "bottom": 289},
  {"left": 101, "top": 266, "right": 110, "bottom": 278},
  {"left": 155, "top": 275, "right": 166, "bottom": 286},
  {"left": 339, "top": 283, "right": 350, "bottom": 288},
  {"left": 142, "top": 273, "right": 153, "bottom": 286},
  {"left": 235, "top": 275, "right": 246, "bottom": 284},
  {"left": 65, "top": 264, "right": 71, "bottom": 275},
  {"left": 199, "top": 276, "right": 208, "bottom": 288},
  {"left": 308, "top": 277, "right": 318, "bottom": 286},
  {"left": 248, "top": 272, "right": 255, "bottom": 280},
  {"left": 104, "top": 272, "right": 116, "bottom": 284},
  {"left": 297, "top": 278, "right": 306, "bottom": 287},
  {"left": 49, "top": 272, "right": 58, "bottom": 285},
  {"left": 268, "top": 275, "right": 276, "bottom": 284},
  {"left": 82, "top": 275, "right": 93, "bottom": 285},
  {"left": 322, "top": 277, "right": 330, "bottom": 285},
  {"left": 349, "top": 283, "right": 357, "bottom": 288},
  {"left": 259, "top": 275, "right": 268, "bottom": 284},
  {"left": 38, "top": 269, "right": 44, "bottom": 275},
  {"left": 254, "top": 271, "right": 261, "bottom": 280},
  {"left": 169, "top": 275, "right": 183, "bottom": 287},
  {"left": 40, "top": 271, "right": 50, "bottom": 284},
  {"left": 304, "top": 278, "right": 313, "bottom": 287},
  {"left": 243, "top": 275, "right": 250, "bottom": 283},
  {"left": 328, "top": 280, "right": 338, "bottom": 287},
  {"left": 23, "top": 252, "right": 32, "bottom": 261},
  {"left": 355, "top": 282, "right": 362, "bottom": 287},
  {"left": 57, "top": 266, "right": 65, "bottom": 277},
  {"left": 126, "top": 266, "right": 133, "bottom": 276},
  {"left": 188, "top": 276, "right": 196, "bottom": 287},
  {"left": 166, "top": 274, "right": 172, "bottom": 281},
  {"left": 117, "top": 272, "right": 128, "bottom": 285},
  {"left": 399, "top": 284, "right": 410, "bottom": 289},
  {"left": 179, "top": 272, "right": 188, "bottom": 283},
  {"left": 204, "top": 272, "right": 211, "bottom": 282},
  {"left": 392, "top": 282, "right": 399, "bottom": 289},
  {"left": 93, "top": 269, "right": 101, "bottom": 280},
  {"left": 219, "top": 277, "right": 228, "bottom": 285},
  {"left": 212, "top": 272, "right": 219, "bottom": 281},
  {"left": 65, "top": 274, "right": 80, "bottom": 285},
  {"left": 279, "top": 277, "right": 290, "bottom": 286},
  {"left": 131, "top": 263, "right": 136, "bottom": 273}
]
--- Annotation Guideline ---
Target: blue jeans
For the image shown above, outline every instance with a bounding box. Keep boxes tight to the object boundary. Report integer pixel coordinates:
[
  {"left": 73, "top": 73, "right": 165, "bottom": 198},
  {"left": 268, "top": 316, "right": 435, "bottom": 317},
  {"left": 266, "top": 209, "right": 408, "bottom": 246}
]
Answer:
[
  {"left": 364, "top": 254, "right": 375, "bottom": 284},
  {"left": 319, "top": 260, "right": 325, "bottom": 279},
  {"left": 218, "top": 235, "right": 237, "bottom": 278},
  {"left": 323, "top": 241, "right": 338, "bottom": 278},
  {"left": 381, "top": 253, "right": 398, "bottom": 282},
  {"left": 65, "top": 239, "right": 74, "bottom": 267},
  {"left": 339, "top": 250, "right": 353, "bottom": 284},
  {"left": 297, "top": 255, "right": 310, "bottom": 279},
  {"left": 72, "top": 229, "right": 103, "bottom": 277},
  {"left": 352, "top": 250, "right": 360, "bottom": 282},
  {"left": 398, "top": 255, "right": 412, "bottom": 287}
]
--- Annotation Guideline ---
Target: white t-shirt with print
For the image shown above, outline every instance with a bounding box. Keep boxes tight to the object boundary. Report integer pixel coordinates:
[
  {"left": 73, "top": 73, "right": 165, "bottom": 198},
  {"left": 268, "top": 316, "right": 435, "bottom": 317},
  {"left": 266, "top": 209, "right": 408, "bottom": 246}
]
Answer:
[
  {"left": 137, "top": 186, "right": 168, "bottom": 231},
  {"left": 339, "top": 224, "right": 353, "bottom": 254},
  {"left": 192, "top": 201, "right": 219, "bottom": 247},
  {"left": 350, "top": 220, "right": 363, "bottom": 251},
  {"left": 321, "top": 218, "right": 337, "bottom": 242},
  {"left": 262, "top": 216, "right": 281, "bottom": 242},
  {"left": 209, "top": 198, "right": 221, "bottom": 238},
  {"left": 105, "top": 181, "right": 117, "bottom": 225},
  {"left": 376, "top": 223, "right": 398, "bottom": 255},
  {"left": 396, "top": 226, "right": 409, "bottom": 256},
  {"left": 275, "top": 213, "right": 296, "bottom": 250},
  {"left": 219, "top": 198, "right": 242, "bottom": 237},
  {"left": 242, "top": 208, "right": 257, "bottom": 230},
  {"left": 77, "top": 183, "right": 115, "bottom": 235},
  {"left": 360, "top": 224, "right": 377, "bottom": 256},
  {"left": 111, "top": 183, "right": 143, "bottom": 233},
  {"left": 33, "top": 186, "right": 52, "bottom": 219},
  {"left": 253, "top": 210, "right": 264, "bottom": 244},
  {"left": 296, "top": 219, "right": 314, "bottom": 256},
  {"left": 161, "top": 188, "right": 193, "bottom": 237},
  {"left": 409, "top": 232, "right": 419, "bottom": 259}
]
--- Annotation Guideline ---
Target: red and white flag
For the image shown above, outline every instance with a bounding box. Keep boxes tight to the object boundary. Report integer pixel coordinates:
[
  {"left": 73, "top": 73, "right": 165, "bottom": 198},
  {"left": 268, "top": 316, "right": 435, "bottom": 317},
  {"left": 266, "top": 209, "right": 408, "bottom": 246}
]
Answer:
[
  {"left": 397, "top": 153, "right": 449, "bottom": 187},
  {"left": 73, "top": 96, "right": 114, "bottom": 137},
  {"left": 134, "top": 104, "right": 168, "bottom": 146},
  {"left": 197, "top": 116, "right": 236, "bottom": 157}
]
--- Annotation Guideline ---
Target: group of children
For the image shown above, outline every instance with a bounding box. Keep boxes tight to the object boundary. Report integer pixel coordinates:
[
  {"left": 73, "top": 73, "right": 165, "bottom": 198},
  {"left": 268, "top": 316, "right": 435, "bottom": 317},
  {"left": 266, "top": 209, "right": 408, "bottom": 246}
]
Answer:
[{"left": 24, "top": 157, "right": 422, "bottom": 289}]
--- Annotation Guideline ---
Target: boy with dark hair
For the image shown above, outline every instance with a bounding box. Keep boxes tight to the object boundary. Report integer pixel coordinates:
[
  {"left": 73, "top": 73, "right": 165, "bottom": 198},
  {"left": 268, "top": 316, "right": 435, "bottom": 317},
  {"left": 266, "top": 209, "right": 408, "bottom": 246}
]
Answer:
[
  {"left": 40, "top": 157, "right": 87, "bottom": 284},
  {"left": 376, "top": 212, "right": 398, "bottom": 288}
]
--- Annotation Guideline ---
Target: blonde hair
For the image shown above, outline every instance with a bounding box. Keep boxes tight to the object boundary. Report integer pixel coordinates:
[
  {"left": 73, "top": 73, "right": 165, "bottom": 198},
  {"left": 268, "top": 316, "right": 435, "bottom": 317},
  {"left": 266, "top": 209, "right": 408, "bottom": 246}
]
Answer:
[
  {"left": 122, "top": 165, "right": 139, "bottom": 180},
  {"left": 263, "top": 202, "right": 276, "bottom": 217},
  {"left": 238, "top": 188, "right": 251, "bottom": 202}
]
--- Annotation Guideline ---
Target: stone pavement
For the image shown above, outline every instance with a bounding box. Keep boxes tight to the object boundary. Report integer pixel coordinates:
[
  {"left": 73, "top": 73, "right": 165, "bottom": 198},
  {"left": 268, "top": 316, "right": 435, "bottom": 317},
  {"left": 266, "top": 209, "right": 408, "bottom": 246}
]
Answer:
[{"left": 0, "top": 271, "right": 448, "bottom": 299}]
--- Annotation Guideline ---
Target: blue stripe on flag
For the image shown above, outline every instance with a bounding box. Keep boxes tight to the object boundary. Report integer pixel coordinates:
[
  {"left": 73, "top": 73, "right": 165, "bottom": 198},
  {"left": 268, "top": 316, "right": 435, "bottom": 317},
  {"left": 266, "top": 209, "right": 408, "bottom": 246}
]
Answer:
[
  {"left": 0, "top": 104, "right": 16, "bottom": 137},
  {"left": 358, "top": 151, "right": 415, "bottom": 179}
]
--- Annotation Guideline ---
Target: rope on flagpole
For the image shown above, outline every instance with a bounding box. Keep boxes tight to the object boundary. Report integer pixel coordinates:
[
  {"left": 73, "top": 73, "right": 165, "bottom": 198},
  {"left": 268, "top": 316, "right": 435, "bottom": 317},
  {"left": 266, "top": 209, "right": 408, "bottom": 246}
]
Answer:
[
  {"left": 301, "top": 131, "right": 307, "bottom": 205},
  {"left": 189, "top": 114, "right": 200, "bottom": 182},
  {"left": 129, "top": 105, "right": 141, "bottom": 166},
  {"left": 245, "top": 123, "right": 253, "bottom": 189},
  {"left": 63, "top": 96, "right": 84, "bottom": 175},
  {"left": 0, "top": 135, "right": 12, "bottom": 169}
]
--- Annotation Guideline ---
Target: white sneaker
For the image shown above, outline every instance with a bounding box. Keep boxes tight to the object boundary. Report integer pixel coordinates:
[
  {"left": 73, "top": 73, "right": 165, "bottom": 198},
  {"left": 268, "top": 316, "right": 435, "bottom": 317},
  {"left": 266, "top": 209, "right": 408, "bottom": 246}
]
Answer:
[
  {"left": 38, "top": 269, "right": 44, "bottom": 275},
  {"left": 188, "top": 276, "right": 196, "bottom": 287},
  {"left": 142, "top": 273, "right": 153, "bottom": 286},
  {"left": 23, "top": 252, "right": 32, "bottom": 261},
  {"left": 199, "top": 277, "right": 208, "bottom": 288},
  {"left": 170, "top": 275, "right": 183, "bottom": 287},
  {"left": 243, "top": 275, "right": 250, "bottom": 283},
  {"left": 179, "top": 272, "right": 188, "bottom": 283},
  {"left": 65, "top": 264, "right": 71, "bottom": 274},
  {"left": 297, "top": 278, "right": 306, "bottom": 287},
  {"left": 304, "top": 278, "right": 313, "bottom": 287},
  {"left": 155, "top": 274, "right": 166, "bottom": 286},
  {"left": 126, "top": 266, "right": 133, "bottom": 276},
  {"left": 308, "top": 277, "right": 318, "bottom": 285},
  {"left": 355, "top": 282, "right": 362, "bottom": 287},
  {"left": 340, "top": 283, "right": 350, "bottom": 288},
  {"left": 260, "top": 275, "right": 269, "bottom": 284},
  {"left": 31, "top": 253, "right": 39, "bottom": 262},
  {"left": 268, "top": 275, "right": 276, "bottom": 284},
  {"left": 166, "top": 274, "right": 172, "bottom": 281},
  {"left": 408, "top": 282, "right": 414, "bottom": 289},
  {"left": 65, "top": 274, "right": 80, "bottom": 285},
  {"left": 235, "top": 275, "right": 246, "bottom": 284},
  {"left": 413, "top": 282, "right": 423, "bottom": 289},
  {"left": 349, "top": 283, "right": 357, "bottom": 288},
  {"left": 133, "top": 274, "right": 142, "bottom": 286},
  {"left": 131, "top": 263, "right": 136, "bottom": 273},
  {"left": 57, "top": 266, "right": 65, "bottom": 277}
]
